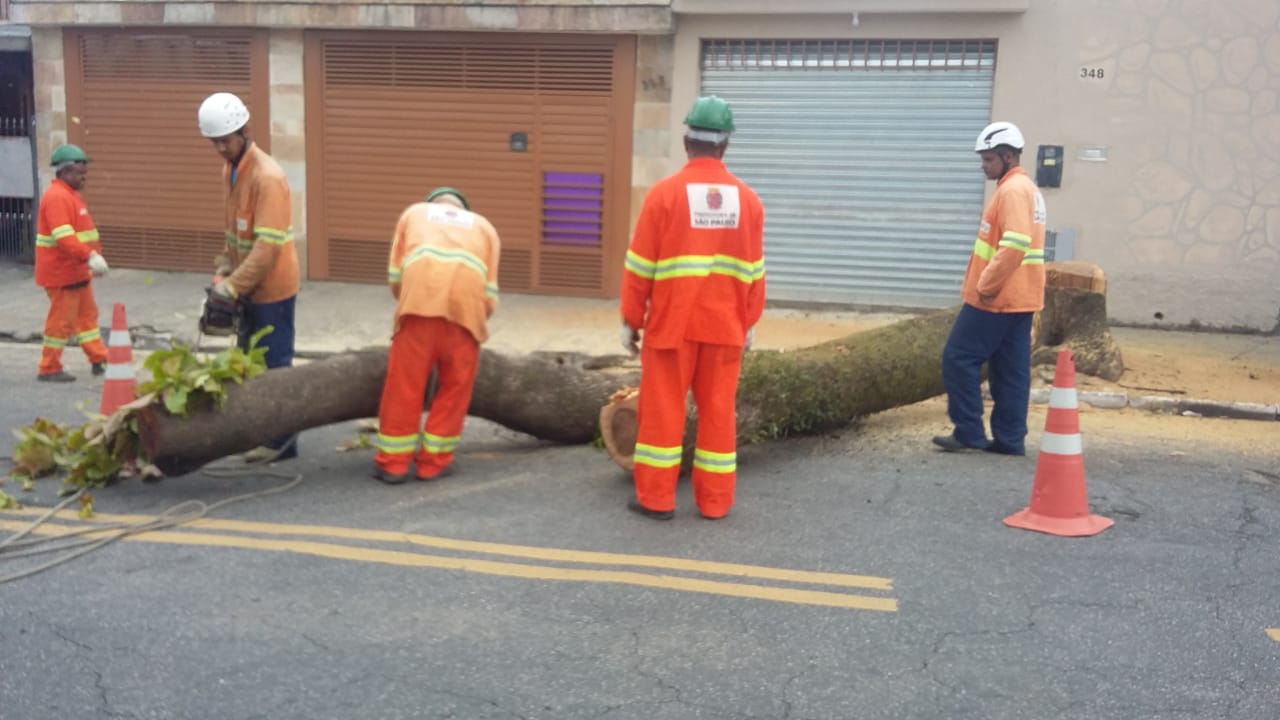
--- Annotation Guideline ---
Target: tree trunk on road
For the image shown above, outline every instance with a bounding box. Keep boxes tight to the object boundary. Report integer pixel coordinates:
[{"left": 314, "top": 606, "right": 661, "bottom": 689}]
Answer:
[{"left": 136, "top": 262, "right": 1123, "bottom": 477}]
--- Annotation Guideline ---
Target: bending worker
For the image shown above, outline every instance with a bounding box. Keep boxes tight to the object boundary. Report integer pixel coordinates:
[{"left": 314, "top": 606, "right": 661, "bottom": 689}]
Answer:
[
  {"left": 35, "top": 144, "right": 110, "bottom": 382},
  {"left": 197, "top": 91, "right": 302, "bottom": 462},
  {"left": 373, "top": 188, "right": 501, "bottom": 485},
  {"left": 935, "top": 121, "right": 1047, "bottom": 456},
  {"left": 620, "top": 95, "right": 766, "bottom": 521}
]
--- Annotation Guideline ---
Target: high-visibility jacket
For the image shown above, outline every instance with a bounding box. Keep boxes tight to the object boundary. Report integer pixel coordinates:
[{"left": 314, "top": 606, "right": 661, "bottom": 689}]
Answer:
[
  {"left": 35, "top": 179, "right": 99, "bottom": 289},
  {"left": 217, "top": 142, "right": 300, "bottom": 304},
  {"left": 961, "top": 166, "right": 1047, "bottom": 313},
  {"left": 387, "top": 201, "right": 501, "bottom": 343},
  {"left": 621, "top": 157, "right": 766, "bottom": 349}
]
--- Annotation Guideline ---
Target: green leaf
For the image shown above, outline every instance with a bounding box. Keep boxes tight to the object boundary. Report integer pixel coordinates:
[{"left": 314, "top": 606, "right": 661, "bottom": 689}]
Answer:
[{"left": 163, "top": 387, "right": 190, "bottom": 416}]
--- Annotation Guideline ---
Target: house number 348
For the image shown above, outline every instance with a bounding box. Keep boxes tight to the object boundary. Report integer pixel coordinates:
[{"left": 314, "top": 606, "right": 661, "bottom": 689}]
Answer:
[{"left": 1079, "top": 66, "right": 1105, "bottom": 79}]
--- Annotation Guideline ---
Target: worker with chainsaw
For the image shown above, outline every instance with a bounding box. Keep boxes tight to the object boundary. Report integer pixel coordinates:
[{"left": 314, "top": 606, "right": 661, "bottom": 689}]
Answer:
[
  {"left": 934, "top": 121, "right": 1046, "bottom": 456},
  {"left": 34, "top": 144, "right": 111, "bottom": 382},
  {"left": 373, "top": 188, "right": 501, "bottom": 485},
  {"left": 620, "top": 95, "right": 766, "bottom": 521},
  {"left": 198, "top": 91, "right": 302, "bottom": 462}
]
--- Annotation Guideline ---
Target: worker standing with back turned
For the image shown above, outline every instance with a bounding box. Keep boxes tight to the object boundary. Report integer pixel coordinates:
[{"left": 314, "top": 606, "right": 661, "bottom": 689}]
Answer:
[{"left": 620, "top": 95, "right": 766, "bottom": 521}]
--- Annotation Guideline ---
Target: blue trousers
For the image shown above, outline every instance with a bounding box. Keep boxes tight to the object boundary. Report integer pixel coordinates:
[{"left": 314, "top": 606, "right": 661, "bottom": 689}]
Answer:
[
  {"left": 237, "top": 295, "right": 298, "bottom": 451},
  {"left": 941, "top": 303, "right": 1034, "bottom": 452}
]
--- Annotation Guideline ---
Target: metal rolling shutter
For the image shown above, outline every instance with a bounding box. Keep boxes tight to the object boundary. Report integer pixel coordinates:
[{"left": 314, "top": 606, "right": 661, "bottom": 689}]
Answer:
[
  {"left": 701, "top": 39, "right": 997, "bottom": 308},
  {"left": 308, "top": 34, "right": 633, "bottom": 297},
  {"left": 65, "top": 30, "right": 269, "bottom": 271}
]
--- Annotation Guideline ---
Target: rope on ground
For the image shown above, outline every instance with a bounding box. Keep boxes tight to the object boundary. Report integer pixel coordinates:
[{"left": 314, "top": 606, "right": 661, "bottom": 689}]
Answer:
[{"left": 0, "top": 446, "right": 303, "bottom": 585}]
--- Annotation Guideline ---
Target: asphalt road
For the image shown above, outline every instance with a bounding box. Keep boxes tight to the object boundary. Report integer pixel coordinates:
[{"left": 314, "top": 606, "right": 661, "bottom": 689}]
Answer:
[{"left": 1, "top": 343, "right": 1277, "bottom": 720}]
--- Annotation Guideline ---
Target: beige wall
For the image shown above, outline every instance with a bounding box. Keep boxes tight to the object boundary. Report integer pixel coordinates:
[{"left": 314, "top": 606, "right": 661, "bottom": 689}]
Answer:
[
  {"left": 671, "top": 2, "right": 1280, "bottom": 331},
  {"left": 30, "top": 26, "right": 65, "bottom": 193},
  {"left": 268, "top": 30, "right": 308, "bottom": 274}
]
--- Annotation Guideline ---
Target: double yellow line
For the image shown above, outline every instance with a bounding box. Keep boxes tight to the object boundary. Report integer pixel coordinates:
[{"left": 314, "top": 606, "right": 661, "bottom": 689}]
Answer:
[{"left": 0, "top": 509, "right": 897, "bottom": 612}]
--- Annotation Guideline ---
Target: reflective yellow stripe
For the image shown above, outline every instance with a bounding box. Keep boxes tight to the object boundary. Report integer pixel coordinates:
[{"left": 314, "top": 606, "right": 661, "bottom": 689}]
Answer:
[
  {"left": 36, "top": 234, "right": 55, "bottom": 248},
  {"left": 225, "top": 231, "right": 238, "bottom": 248},
  {"left": 692, "top": 448, "right": 736, "bottom": 474},
  {"left": 1022, "top": 249, "right": 1046, "bottom": 265},
  {"left": 42, "top": 335, "right": 68, "bottom": 348},
  {"left": 51, "top": 224, "right": 75, "bottom": 240},
  {"left": 652, "top": 254, "right": 761, "bottom": 284},
  {"left": 634, "top": 442, "right": 682, "bottom": 470},
  {"left": 375, "top": 433, "right": 418, "bottom": 454},
  {"left": 254, "top": 226, "right": 291, "bottom": 246},
  {"left": 402, "top": 245, "right": 488, "bottom": 279},
  {"left": 485, "top": 282, "right": 499, "bottom": 299},
  {"left": 625, "top": 249, "right": 657, "bottom": 280},
  {"left": 997, "top": 231, "right": 1031, "bottom": 251},
  {"left": 387, "top": 267, "right": 402, "bottom": 284},
  {"left": 76, "top": 229, "right": 99, "bottom": 243},
  {"left": 421, "top": 432, "right": 460, "bottom": 454},
  {"left": 76, "top": 328, "right": 101, "bottom": 344},
  {"left": 972, "top": 238, "right": 996, "bottom": 262}
]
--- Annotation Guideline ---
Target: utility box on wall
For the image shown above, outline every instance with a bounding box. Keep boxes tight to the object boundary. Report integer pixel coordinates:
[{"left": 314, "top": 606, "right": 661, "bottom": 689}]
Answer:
[{"left": 1036, "top": 145, "right": 1063, "bottom": 188}]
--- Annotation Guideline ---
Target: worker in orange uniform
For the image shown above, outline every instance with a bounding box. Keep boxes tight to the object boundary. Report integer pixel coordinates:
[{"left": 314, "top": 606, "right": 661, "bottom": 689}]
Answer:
[
  {"left": 198, "top": 92, "right": 302, "bottom": 462},
  {"left": 373, "top": 187, "right": 501, "bottom": 485},
  {"left": 935, "top": 121, "right": 1046, "bottom": 456},
  {"left": 620, "top": 95, "right": 766, "bottom": 521},
  {"left": 34, "top": 144, "right": 110, "bottom": 382}
]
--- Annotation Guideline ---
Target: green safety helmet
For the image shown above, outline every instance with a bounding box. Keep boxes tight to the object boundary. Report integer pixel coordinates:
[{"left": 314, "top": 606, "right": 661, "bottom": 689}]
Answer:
[
  {"left": 684, "top": 95, "right": 736, "bottom": 141},
  {"left": 50, "top": 144, "right": 90, "bottom": 166},
  {"left": 426, "top": 186, "right": 469, "bottom": 210}
]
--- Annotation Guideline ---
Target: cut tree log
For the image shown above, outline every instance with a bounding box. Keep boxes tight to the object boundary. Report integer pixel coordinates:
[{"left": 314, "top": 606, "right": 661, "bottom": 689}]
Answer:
[
  {"left": 135, "top": 261, "right": 1122, "bottom": 477},
  {"left": 1031, "top": 261, "right": 1124, "bottom": 381}
]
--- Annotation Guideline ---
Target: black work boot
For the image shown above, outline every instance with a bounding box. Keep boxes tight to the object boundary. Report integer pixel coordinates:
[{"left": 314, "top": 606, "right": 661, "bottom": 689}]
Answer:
[
  {"left": 627, "top": 499, "right": 674, "bottom": 521},
  {"left": 37, "top": 371, "right": 76, "bottom": 383},
  {"left": 91, "top": 362, "right": 106, "bottom": 376},
  {"left": 931, "top": 434, "right": 990, "bottom": 453}
]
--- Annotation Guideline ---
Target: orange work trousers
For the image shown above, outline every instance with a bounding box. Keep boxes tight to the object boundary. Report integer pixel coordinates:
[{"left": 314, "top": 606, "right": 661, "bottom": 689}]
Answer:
[
  {"left": 375, "top": 315, "right": 480, "bottom": 478},
  {"left": 39, "top": 283, "right": 108, "bottom": 376},
  {"left": 633, "top": 340, "right": 743, "bottom": 519}
]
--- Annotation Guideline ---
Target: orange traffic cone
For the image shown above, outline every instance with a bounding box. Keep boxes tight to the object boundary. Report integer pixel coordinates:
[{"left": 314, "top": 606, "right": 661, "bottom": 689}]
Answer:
[
  {"left": 1003, "top": 349, "right": 1114, "bottom": 537},
  {"left": 100, "top": 302, "right": 137, "bottom": 416}
]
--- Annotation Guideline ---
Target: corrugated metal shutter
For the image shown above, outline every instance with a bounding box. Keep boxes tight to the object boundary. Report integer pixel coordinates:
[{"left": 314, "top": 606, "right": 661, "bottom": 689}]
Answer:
[
  {"left": 307, "top": 33, "right": 634, "bottom": 297},
  {"left": 701, "top": 39, "right": 996, "bottom": 308},
  {"left": 65, "top": 30, "right": 269, "bottom": 271}
]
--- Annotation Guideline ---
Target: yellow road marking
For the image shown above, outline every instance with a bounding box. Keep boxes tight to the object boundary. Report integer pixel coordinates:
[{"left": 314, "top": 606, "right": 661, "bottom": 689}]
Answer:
[
  {"left": 1267, "top": 629, "right": 1280, "bottom": 642},
  {"left": 0, "top": 519, "right": 897, "bottom": 612},
  {"left": 2, "top": 508, "right": 892, "bottom": 591}
]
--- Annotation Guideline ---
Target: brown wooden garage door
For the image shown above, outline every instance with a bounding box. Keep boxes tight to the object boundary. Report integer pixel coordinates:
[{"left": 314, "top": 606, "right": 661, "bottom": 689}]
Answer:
[
  {"left": 304, "top": 32, "right": 635, "bottom": 297},
  {"left": 64, "top": 29, "right": 270, "bottom": 271}
]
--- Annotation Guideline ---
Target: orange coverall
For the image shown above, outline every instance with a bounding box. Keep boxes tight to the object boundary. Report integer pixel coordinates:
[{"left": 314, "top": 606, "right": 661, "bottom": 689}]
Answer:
[
  {"left": 961, "top": 166, "right": 1046, "bottom": 311},
  {"left": 34, "top": 178, "right": 107, "bottom": 375},
  {"left": 375, "top": 201, "right": 501, "bottom": 478},
  {"left": 621, "top": 157, "right": 766, "bottom": 518}
]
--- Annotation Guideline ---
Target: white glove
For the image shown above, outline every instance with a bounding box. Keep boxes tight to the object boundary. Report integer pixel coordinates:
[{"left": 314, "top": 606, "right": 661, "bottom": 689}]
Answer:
[
  {"left": 211, "top": 280, "right": 238, "bottom": 301},
  {"left": 744, "top": 327, "right": 755, "bottom": 351},
  {"left": 88, "top": 252, "right": 109, "bottom": 277},
  {"left": 620, "top": 322, "right": 640, "bottom": 356}
]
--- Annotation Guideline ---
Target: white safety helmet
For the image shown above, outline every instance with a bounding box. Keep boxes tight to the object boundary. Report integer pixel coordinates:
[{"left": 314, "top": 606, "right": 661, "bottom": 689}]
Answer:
[
  {"left": 974, "top": 121, "right": 1025, "bottom": 152},
  {"left": 198, "top": 92, "right": 250, "bottom": 139}
]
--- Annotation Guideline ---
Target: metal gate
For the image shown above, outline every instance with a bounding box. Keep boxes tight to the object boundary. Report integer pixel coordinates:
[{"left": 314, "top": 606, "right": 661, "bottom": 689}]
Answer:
[
  {"left": 701, "top": 39, "right": 997, "bottom": 308},
  {"left": 0, "top": 47, "right": 35, "bottom": 261},
  {"left": 305, "top": 32, "right": 635, "bottom": 297}
]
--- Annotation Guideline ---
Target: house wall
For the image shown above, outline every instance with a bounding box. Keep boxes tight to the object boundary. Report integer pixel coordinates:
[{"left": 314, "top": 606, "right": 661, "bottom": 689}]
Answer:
[{"left": 668, "top": 1, "right": 1280, "bottom": 330}]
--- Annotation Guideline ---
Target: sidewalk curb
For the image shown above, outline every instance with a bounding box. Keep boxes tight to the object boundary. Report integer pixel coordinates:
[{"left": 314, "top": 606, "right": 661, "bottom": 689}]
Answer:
[{"left": 1028, "top": 388, "right": 1279, "bottom": 422}]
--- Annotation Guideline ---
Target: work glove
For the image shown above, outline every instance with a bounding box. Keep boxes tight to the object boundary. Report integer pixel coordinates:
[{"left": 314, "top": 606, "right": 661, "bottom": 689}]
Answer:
[
  {"left": 214, "top": 260, "right": 233, "bottom": 277},
  {"left": 211, "top": 280, "right": 238, "bottom": 302},
  {"left": 87, "top": 251, "right": 109, "bottom": 277},
  {"left": 744, "top": 327, "right": 755, "bottom": 352},
  {"left": 620, "top": 321, "right": 640, "bottom": 356}
]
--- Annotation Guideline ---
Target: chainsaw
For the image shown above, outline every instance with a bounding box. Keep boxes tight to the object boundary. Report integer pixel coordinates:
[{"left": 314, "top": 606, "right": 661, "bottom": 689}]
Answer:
[{"left": 197, "top": 274, "right": 245, "bottom": 339}]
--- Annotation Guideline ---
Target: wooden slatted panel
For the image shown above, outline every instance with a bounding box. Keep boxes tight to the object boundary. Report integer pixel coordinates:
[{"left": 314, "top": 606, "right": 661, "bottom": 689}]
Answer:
[
  {"left": 67, "top": 31, "right": 266, "bottom": 271},
  {"left": 310, "top": 35, "right": 624, "bottom": 295}
]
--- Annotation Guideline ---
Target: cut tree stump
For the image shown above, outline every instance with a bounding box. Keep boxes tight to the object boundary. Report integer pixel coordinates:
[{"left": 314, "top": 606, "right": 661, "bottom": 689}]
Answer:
[{"left": 134, "top": 261, "right": 1122, "bottom": 476}]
